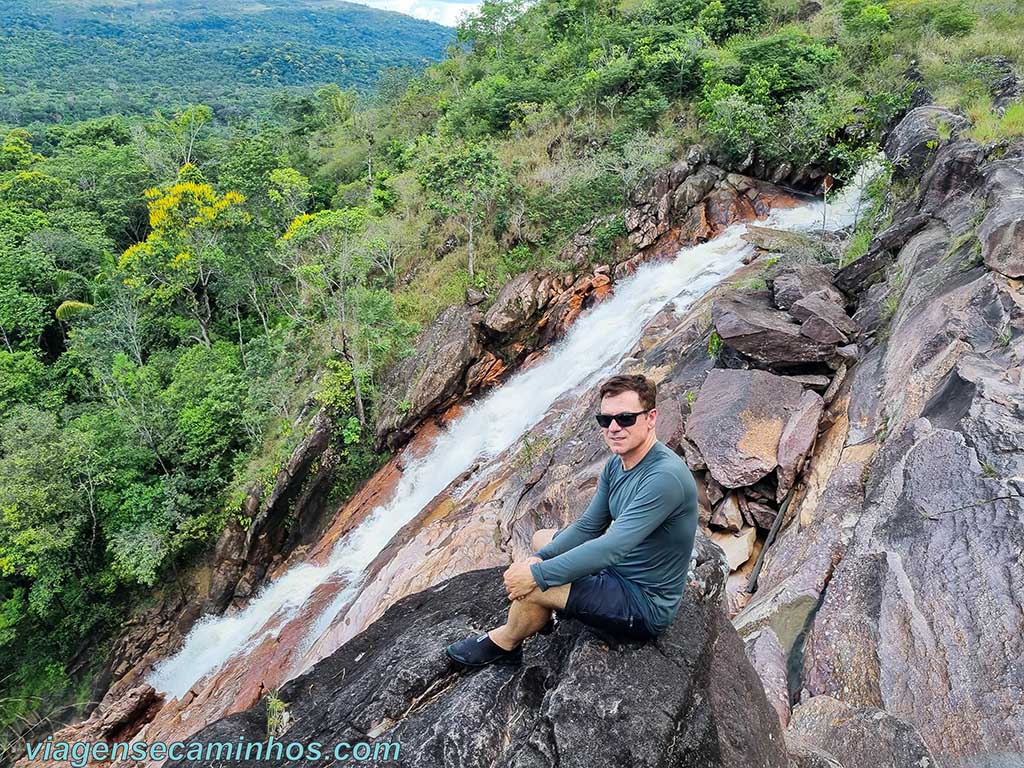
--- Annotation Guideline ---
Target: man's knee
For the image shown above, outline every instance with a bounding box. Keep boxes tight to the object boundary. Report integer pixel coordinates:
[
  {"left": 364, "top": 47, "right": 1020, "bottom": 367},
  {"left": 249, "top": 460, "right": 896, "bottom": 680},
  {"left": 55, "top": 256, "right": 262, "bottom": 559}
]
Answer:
[
  {"left": 531, "top": 527, "right": 557, "bottom": 552},
  {"left": 523, "top": 582, "right": 570, "bottom": 611}
]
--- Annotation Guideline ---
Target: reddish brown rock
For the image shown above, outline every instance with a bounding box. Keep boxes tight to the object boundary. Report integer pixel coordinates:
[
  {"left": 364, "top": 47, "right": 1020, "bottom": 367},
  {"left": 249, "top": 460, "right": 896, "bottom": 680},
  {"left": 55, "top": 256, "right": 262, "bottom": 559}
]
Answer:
[
  {"left": 712, "top": 291, "right": 840, "bottom": 368},
  {"left": 464, "top": 351, "right": 506, "bottom": 393},
  {"left": 687, "top": 368, "right": 809, "bottom": 488}
]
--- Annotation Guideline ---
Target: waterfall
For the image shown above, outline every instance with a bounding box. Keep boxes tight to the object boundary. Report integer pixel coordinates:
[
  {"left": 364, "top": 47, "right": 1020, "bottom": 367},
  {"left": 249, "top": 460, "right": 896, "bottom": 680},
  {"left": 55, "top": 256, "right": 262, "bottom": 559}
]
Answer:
[{"left": 148, "top": 166, "right": 877, "bottom": 701}]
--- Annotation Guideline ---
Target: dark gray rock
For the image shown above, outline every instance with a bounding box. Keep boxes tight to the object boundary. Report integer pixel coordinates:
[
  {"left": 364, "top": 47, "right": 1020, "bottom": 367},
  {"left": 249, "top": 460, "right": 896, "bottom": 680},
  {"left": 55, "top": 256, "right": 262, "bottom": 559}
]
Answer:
[
  {"left": 167, "top": 539, "right": 791, "bottom": 768},
  {"left": 978, "top": 55, "right": 1023, "bottom": 110},
  {"left": 791, "top": 291, "right": 859, "bottom": 344},
  {"left": 772, "top": 265, "right": 843, "bottom": 311},
  {"left": 785, "top": 734, "right": 844, "bottom": 768},
  {"left": 978, "top": 159, "right": 1024, "bottom": 278},
  {"left": 884, "top": 105, "right": 968, "bottom": 177},
  {"left": 375, "top": 305, "right": 482, "bottom": 449},
  {"left": 832, "top": 214, "right": 933, "bottom": 296},
  {"left": 917, "top": 140, "right": 987, "bottom": 233},
  {"left": 796, "top": 0, "right": 822, "bottom": 19}
]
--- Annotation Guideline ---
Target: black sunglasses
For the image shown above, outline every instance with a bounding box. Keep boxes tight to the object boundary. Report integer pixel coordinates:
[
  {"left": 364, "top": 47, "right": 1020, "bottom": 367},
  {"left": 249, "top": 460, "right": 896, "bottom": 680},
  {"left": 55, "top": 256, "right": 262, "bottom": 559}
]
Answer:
[{"left": 595, "top": 409, "right": 651, "bottom": 428}]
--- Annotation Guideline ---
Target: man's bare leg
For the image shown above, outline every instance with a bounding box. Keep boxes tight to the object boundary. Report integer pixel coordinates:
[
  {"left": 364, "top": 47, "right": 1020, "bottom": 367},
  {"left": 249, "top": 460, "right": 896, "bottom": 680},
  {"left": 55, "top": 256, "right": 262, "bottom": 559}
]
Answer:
[
  {"left": 489, "top": 583, "right": 570, "bottom": 649},
  {"left": 489, "top": 529, "right": 569, "bottom": 651}
]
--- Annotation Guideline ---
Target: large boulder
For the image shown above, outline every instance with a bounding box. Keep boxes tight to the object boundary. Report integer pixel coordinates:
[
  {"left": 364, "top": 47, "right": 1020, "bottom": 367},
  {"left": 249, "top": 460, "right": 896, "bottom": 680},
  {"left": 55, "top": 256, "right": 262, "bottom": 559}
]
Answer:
[
  {"left": 167, "top": 539, "right": 792, "bottom": 768},
  {"left": 790, "top": 291, "right": 858, "bottom": 345},
  {"left": 482, "top": 271, "right": 553, "bottom": 334},
  {"left": 711, "top": 291, "right": 840, "bottom": 368},
  {"left": 686, "top": 368, "right": 809, "bottom": 488},
  {"left": 771, "top": 265, "right": 844, "bottom": 311},
  {"left": 788, "top": 696, "right": 938, "bottom": 768},
  {"left": 883, "top": 105, "right": 968, "bottom": 177},
  {"left": 375, "top": 305, "right": 482, "bottom": 450}
]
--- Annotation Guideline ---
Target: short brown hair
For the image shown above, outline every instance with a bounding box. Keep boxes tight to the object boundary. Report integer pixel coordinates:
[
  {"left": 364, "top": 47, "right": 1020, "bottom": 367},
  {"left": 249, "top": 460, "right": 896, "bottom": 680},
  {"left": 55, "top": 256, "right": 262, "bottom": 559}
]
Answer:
[{"left": 599, "top": 374, "right": 657, "bottom": 411}]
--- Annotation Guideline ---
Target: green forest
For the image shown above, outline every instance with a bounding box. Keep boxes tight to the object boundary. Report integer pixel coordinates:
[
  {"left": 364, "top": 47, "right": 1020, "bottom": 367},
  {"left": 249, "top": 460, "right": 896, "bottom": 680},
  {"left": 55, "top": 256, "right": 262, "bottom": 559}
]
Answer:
[
  {"left": 2, "top": 0, "right": 1022, "bottom": 752},
  {"left": 0, "top": 0, "right": 453, "bottom": 125}
]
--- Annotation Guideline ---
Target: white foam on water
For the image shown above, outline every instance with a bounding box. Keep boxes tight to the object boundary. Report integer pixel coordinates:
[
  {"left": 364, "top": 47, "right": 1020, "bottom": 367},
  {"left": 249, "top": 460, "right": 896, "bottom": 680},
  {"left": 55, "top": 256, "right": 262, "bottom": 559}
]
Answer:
[{"left": 148, "top": 164, "right": 878, "bottom": 700}]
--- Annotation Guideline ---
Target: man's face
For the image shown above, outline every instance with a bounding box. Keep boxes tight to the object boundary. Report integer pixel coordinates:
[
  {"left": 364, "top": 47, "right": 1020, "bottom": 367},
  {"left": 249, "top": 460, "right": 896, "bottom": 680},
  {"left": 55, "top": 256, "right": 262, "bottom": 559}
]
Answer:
[{"left": 599, "top": 390, "right": 656, "bottom": 456}]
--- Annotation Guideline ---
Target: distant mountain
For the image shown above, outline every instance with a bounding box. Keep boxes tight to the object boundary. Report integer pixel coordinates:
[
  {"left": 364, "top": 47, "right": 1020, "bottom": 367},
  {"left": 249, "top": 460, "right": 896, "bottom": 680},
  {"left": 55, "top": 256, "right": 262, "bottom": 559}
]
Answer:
[{"left": 0, "top": 0, "right": 455, "bottom": 124}]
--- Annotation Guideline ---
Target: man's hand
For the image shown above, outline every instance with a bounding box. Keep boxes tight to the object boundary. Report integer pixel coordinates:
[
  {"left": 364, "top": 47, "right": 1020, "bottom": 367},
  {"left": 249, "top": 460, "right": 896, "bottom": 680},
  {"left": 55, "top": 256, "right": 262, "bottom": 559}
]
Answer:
[{"left": 503, "top": 557, "right": 541, "bottom": 601}]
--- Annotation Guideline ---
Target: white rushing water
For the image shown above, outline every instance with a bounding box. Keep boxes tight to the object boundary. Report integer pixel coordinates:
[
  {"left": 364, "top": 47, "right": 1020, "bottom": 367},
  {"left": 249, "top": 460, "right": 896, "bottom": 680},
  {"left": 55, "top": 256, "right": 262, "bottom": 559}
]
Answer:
[{"left": 148, "top": 165, "right": 878, "bottom": 700}]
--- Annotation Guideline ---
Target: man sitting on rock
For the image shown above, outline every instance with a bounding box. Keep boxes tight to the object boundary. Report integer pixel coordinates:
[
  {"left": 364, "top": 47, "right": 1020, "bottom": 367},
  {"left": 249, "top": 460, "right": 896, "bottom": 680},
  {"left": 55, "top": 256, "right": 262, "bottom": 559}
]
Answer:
[{"left": 446, "top": 373, "right": 699, "bottom": 668}]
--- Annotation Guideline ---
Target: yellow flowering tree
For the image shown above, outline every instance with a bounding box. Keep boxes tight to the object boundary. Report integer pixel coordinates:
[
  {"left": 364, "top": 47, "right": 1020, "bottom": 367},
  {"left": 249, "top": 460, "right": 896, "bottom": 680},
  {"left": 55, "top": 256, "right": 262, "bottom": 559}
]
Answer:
[{"left": 119, "top": 168, "right": 249, "bottom": 346}]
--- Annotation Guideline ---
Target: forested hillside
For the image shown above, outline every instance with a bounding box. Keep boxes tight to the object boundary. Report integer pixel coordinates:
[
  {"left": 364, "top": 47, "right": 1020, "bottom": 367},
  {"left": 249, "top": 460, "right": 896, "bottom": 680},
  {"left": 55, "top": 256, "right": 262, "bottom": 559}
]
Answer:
[
  {"left": 0, "top": 0, "right": 453, "bottom": 124},
  {"left": 1, "top": 0, "right": 1022, "bottom": 754}
]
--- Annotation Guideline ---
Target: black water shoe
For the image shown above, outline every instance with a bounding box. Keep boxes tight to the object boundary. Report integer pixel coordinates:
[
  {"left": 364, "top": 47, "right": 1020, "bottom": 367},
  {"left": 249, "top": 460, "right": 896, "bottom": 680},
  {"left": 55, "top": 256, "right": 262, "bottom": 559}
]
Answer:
[{"left": 446, "top": 632, "right": 523, "bottom": 668}]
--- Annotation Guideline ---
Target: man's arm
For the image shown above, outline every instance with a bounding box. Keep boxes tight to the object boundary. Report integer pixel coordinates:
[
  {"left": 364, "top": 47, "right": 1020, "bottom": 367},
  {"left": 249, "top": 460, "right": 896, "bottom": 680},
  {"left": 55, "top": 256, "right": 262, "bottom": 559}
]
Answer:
[
  {"left": 532, "top": 463, "right": 611, "bottom": 561},
  {"left": 529, "top": 471, "right": 685, "bottom": 591}
]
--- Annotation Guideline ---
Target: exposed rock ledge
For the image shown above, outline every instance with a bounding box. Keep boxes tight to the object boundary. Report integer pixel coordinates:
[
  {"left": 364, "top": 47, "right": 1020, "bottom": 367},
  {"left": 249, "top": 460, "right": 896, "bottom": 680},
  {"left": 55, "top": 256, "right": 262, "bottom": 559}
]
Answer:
[{"left": 167, "top": 538, "right": 796, "bottom": 768}]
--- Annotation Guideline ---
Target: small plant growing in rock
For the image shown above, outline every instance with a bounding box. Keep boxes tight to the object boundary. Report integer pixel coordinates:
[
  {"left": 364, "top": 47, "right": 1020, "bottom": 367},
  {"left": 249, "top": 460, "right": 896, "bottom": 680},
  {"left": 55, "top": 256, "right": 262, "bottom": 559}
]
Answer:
[
  {"left": 516, "top": 434, "right": 551, "bottom": 468},
  {"left": 874, "top": 413, "right": 890, "bottom": 442},
  {"left": 730, "top": 275, "right": 768, "bottom": 291},
  {"left": 685, "top": 389, "right": 698, "bottom": 409},
  {"left": 707, "top": 330, "right": 723, "bottom": 361},
  {"left": 266, "top": 692, "right": 291, "bottom": 737},
  {"left": 397, "top": 398, "right": 413, "bottom": 414},
  {"left": 880, "top": 292, "right": 901, "bottom": 325},
  {"left": 980, "top": 460, "right": 999, "bottom": 479},
  {"left": 996, "top": 327, "right": 1012, "bottom": 348}
]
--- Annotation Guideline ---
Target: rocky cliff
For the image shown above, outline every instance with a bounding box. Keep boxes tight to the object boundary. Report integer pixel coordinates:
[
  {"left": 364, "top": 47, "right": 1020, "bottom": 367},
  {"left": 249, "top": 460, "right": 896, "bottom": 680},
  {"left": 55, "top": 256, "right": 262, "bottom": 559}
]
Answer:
[{"left": 733, "top": 105, "right": 1023, "bottom": 767}]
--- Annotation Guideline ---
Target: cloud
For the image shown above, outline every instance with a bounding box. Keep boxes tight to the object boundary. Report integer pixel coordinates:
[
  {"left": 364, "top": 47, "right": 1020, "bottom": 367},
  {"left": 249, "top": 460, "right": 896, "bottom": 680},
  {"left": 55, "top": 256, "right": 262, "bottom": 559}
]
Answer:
[{"left": 354, "top": 0, "right": 480, "bottom": 26}]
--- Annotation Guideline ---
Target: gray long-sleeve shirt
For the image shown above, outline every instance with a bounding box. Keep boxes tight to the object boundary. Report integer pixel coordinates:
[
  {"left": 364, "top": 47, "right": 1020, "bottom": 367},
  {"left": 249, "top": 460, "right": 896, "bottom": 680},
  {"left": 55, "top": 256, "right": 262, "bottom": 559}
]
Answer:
[{"left": 529, "top": 440, "right": 698, "bottom": 634}]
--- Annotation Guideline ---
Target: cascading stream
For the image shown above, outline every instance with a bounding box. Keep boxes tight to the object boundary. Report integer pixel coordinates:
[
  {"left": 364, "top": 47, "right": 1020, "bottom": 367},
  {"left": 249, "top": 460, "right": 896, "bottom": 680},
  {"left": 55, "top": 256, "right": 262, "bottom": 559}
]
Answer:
[{"left": 149, "top": 166, "right": 877, "bottom": 702}]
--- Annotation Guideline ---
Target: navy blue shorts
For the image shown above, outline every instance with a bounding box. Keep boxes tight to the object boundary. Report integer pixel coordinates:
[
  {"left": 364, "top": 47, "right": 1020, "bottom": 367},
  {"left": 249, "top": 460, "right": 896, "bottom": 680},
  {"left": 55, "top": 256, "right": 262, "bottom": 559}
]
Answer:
[{"left": 556, "top": 568, "right": 657, "bottom": 643}]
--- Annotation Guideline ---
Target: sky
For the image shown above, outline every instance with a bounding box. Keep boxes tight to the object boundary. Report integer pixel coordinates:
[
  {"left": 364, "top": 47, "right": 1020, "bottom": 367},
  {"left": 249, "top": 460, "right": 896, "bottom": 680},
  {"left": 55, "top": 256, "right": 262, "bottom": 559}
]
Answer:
[{"left": 353, "top": 0, "right": 480, "bottom": 26}]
